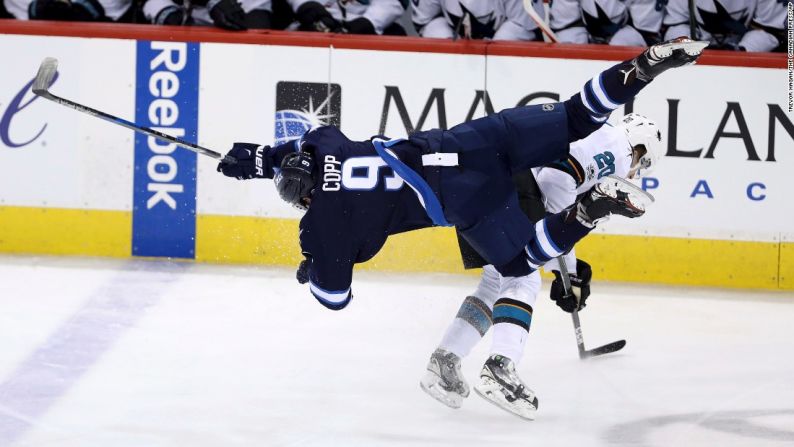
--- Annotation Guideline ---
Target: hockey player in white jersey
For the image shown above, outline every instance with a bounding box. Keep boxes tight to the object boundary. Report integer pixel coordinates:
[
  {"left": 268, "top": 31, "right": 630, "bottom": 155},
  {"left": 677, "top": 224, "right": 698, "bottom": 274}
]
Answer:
[
  {"left": 143, "top": 0, "right": 272, "bottom": 29},
  {"left": 420, "top": 114, "right": 663, "bottom": 420},
  {"left": 664, "top": 0, "right": 787, "bottom": 52},
  {"left": 549, "top": 0, "right": 664, "bottom": 46},
  {"left": 412, "top": 0, "right": 545, "bottom": 41},
  {"left": 273, "top": 0, "right": 407, "bottom": 34}
]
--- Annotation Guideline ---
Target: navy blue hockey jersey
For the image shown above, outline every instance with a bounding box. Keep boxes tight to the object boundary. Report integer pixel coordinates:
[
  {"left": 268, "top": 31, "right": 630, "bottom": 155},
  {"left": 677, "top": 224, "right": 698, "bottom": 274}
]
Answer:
[
  {"left": 263, "top": 126, "right": 434, "bottom": 310},
  {"left": 260, "top": 102, "right": 573, "bottom": 310}
]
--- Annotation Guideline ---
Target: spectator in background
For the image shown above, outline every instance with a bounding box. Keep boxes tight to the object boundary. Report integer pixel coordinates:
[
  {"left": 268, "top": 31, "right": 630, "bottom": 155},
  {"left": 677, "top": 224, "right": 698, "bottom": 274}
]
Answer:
[
  {"left": 272, "top": 0, "right": 407, "bottom": 35},
  {"left": 664, "top": 0, "right": 787, "bottom": 52},
  {"left": 143, "top": 0, "right": 272, "bottom": 29},
  {"left": 412, "top": 0, "right": 545, "bottom": 40},
  {"left": 550, "top": 0, "right": 663, "bottom": 46},
  {"left": 6, "top": 0, "right": 143, "bottom": 21}
]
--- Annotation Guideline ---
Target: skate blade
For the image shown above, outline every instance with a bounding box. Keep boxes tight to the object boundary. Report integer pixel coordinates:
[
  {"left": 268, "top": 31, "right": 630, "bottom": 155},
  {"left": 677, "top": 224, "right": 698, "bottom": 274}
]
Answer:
[
  {"left": 474, "top": 378, "right": 537, "bottom": 421},
  {"left": 602, "top": 176, "right": 655, "bottom": 209},
  {"left": 420, "top": 375, "right": 464, "bottom": 409},
  {"left": 677, "top": 40, "right": 709, "bottom": 56},
  {"left": 655, "top": 39, "right": 709, "bottom": 58}
]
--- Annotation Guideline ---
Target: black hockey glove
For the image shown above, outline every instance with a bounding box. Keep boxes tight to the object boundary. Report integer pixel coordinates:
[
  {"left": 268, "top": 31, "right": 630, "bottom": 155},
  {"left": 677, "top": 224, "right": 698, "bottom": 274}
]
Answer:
[
  {"left": 550, "top": 259, "right": 592, "bottom": 313},
  {"left": 208, "top": 0, "right": 247, "bottom": 30},
  {"left": 28, "top": 0, "right": 72, "bottom": 20},
  {"left": 343, "top": 17, "right": 376, "bottom": 35},
  {"left": 70, "top": 0, "right": 106, "bottom": 20},
  {"left": 295, "top": 1, "right": 342, "bottom": 33},
  {"left": 296, "top": 259, "right": 310, "bottom": 284},
  {"left": 245, "top": 8, "right": 272, "bottom": 29},
  {"left": 154, "top": 5, "right": 187, "bottom": 25},
  {"left": 30, "top": 0, "right": 106, "bottom": 21},
  {"left": 217, "top": 143, "right": 270, "bottom": 180}
]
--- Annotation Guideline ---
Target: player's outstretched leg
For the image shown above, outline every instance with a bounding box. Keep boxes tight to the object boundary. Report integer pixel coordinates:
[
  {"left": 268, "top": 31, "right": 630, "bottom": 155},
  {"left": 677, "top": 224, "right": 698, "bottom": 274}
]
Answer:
[
  {"left": 633, "top": 37, "right": 710, "bottom": 82},
  {"left": 420, "top": 348, "right": 470, "bottom": 409},
  {"left": 475, "top": 354, "right": 539, "bottom": 421},
  {"left": 564, "top": 37, "right": 708, "bottom": 142}
]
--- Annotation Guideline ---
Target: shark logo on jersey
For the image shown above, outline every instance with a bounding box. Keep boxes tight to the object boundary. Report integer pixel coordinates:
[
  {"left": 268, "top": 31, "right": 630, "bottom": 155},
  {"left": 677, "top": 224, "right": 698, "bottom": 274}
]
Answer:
[
  {"left": 581, "top": 2, "right": 627, "bottom": 41},
  {"left": 275, "top": 81, "right": 341, "bottom": 145},
  {"left": 698, "top": 1, "right": 748, "bottom": 36},
  {"left": 448, "top": 3, "right": 498, "bottom": 39}
]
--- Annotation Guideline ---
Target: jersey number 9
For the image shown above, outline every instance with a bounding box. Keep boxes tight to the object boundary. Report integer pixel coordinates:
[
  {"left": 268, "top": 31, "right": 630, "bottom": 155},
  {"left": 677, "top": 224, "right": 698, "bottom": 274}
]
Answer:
[{"left": 341, "top": 156, "right": 404, "bottom": 191}]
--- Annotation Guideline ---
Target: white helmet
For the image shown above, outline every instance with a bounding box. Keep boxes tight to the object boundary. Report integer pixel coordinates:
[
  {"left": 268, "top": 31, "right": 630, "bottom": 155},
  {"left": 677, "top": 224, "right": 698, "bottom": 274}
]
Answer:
[{"left": 617, "top": 113, "right": 663, "bottom": 178}]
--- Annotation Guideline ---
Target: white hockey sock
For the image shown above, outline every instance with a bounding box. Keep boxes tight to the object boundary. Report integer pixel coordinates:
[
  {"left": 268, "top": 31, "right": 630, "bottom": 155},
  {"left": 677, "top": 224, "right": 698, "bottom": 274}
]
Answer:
[
  {"left": 491, "top": 323, "right": 529, "bottom": 364},
  {"left": 488, "top": 273, "right": 540, "bottom": 364},
  {"left": 440, "top": 317, "right": 485, "bottom": 359}
]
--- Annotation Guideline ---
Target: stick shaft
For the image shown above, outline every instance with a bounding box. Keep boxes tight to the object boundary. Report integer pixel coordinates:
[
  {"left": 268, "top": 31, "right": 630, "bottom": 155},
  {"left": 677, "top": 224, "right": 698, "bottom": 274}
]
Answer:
[
  {"left": 523, "top": 0, "right": 559, "bottom": 43},
  {"left": 558, "top": 256, "right": 587, "bottom": 358},
  {"left": 34, "top": 90, "right": 235, "bottom": 164},
  {"left": 687, "top": 0, "right": 698, "bottom": 40},
  {"left": 451, "top": 11, "right": 465, "bottom": 41}
]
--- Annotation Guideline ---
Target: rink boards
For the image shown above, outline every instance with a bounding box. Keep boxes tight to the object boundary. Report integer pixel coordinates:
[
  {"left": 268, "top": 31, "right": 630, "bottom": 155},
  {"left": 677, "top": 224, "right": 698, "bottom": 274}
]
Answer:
[{"left": 0, "top": 23, "right": 791, "bottom": 290}]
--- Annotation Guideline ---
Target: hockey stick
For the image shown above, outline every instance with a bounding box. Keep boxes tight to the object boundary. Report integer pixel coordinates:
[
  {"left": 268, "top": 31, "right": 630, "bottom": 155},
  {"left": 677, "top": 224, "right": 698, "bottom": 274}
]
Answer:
[
  {"left": 31, "top": 57, "right": 236, "bottom": 164},
  {"left": 687, "top": 0, "right": 699, "bottom": 40},
  {"left": 451, "top": 11, "right": 467, "bottom": 41},
  {"left": 522, "top": 0, "right": 559, "bottom": 43},
  {"left": 557, "top": 256, "right": 626, "bottom": 359}
]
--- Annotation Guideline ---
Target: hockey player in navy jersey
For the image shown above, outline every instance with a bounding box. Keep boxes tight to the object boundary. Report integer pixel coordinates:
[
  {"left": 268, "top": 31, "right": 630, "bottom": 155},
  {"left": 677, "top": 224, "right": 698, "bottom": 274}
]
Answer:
[
  {"left": 419, "top": 114, "right": 663, "bottom": 420},
  {"left": 217, "top": 38, "right": 704, "bottom": 315}
]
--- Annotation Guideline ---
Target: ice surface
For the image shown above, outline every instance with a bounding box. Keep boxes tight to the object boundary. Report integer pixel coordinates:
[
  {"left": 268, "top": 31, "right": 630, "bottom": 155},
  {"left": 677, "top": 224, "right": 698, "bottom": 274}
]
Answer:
[{"left": 0, "top": 255, "right": 792, "bottom": 447}]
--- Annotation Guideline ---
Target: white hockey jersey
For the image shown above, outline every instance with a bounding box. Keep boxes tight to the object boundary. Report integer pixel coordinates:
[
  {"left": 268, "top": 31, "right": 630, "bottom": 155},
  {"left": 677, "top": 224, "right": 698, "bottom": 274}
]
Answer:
[
  {"left": 287, "top": 0, "right": 405, "bottom": 34},
  {"left": 549, "top": 0, "right": 664, "bottom": 46},
  {"left": 534, "top": 124, "right": 633, "bottom": 271},
  {"left": 663, "top": 0, "right": 787, "bottom": 52},
  {"left": 411, "top": 0, "right": 544, "bottom": 41}
]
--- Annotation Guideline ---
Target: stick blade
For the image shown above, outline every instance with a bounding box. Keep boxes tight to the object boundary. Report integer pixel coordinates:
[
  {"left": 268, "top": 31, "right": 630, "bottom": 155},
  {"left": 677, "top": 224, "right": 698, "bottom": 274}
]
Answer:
[
  {"left": 582, "top": 340, "right": 626, "bottom": 359},
  {"left": 33, "top": 57, "right": 59, "bottom": 95}
]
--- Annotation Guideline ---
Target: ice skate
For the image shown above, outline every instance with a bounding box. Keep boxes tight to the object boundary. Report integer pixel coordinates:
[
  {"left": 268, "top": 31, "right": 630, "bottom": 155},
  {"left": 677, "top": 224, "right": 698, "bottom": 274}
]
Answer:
[
  {"left": 571, "top": 176, "right": 654, "bottom": 227},
  {"left": 420, "top": 348, "right": 470, "bottom": 409},
  {"left": 474, "top": 355, "right": 538, "bottom": 421},
  {"left": 632, "top": 37, "right": 709, "bottom": 82}
]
